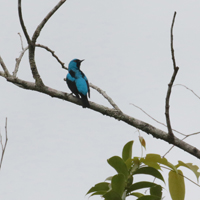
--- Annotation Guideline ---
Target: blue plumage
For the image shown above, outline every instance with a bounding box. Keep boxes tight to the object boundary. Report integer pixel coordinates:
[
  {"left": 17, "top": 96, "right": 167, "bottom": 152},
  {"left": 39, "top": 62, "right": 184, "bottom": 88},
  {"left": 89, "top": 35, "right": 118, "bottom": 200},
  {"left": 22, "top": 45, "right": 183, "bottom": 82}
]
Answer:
[{"left": 66, "top": 59, "right": 90, "bottom": 108}]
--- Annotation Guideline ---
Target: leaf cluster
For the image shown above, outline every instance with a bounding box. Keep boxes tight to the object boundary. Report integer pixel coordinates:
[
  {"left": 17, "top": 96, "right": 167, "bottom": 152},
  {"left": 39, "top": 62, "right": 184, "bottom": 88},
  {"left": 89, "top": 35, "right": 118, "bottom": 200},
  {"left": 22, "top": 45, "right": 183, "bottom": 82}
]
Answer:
[{"left": 87, "top": 140, "right": 200, "bottom": 200}]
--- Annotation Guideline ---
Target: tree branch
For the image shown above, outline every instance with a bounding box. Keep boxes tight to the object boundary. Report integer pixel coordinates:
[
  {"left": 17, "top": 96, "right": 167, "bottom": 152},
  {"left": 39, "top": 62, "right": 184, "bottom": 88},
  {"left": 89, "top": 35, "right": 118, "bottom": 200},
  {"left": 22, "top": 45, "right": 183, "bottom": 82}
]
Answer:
[
  {"left": 0, "top": 56, "right": 11, "bottom": 77},
  {"left": 163, "top": 132, "right": 200, "bottom": 158},
  {"left": 18, "top": 0, "right": 31, "bottom": 45},
  {"left": 0, "top": 118, "right": 8, "bottom": 170},
  {"left": 174, "top": 84, "right": 200, "bottom": 100},
  {"left": 32, "top": 0, "right": 66, "bottom": 44},
  {"left": 89, "top": 83, "right": 122, "bottom": 112},
  {"left": 28, "top": 0, "right": 66, "bottom": 87},
  {"left": 130, "top": 103, "right": 186, "bottom": 136},
  {"left": 0, "top": 74, "right": 199, "bottom": 159},
  {"left": 170, "top": 12, "right": 177, "bottom": 71},
  {"left": 13, "top": 46, "right": 28, "bottom": 77},
  {"left": 165, "top": 11, "right": 179, "bottom": 137},
  {"left": 36, "top": 44, "right": 67, "bottom": 70}
]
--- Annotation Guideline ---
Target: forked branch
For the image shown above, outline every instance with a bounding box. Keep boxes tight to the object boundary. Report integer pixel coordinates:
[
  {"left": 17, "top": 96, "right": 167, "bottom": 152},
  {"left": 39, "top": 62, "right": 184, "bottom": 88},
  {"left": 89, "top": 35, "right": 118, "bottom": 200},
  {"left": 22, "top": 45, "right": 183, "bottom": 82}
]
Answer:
[{"left": 18, "top": 0, "right": 66, "bottom": 87}]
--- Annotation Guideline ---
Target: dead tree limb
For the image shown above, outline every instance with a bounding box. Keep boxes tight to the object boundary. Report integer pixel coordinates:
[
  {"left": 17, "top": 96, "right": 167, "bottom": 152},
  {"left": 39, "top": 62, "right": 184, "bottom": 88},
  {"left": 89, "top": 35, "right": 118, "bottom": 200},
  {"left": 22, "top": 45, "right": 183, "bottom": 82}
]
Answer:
[{"left": 165, "top": 11, "right": 179, "bottom": 137}]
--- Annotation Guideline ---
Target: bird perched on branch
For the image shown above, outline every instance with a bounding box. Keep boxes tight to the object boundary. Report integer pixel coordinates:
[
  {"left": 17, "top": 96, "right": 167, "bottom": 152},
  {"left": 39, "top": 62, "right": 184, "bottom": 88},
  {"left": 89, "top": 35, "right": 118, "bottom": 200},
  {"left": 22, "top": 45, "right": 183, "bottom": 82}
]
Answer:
[{"left": 66, "top": 59, "right": 90, "bottom": 108}]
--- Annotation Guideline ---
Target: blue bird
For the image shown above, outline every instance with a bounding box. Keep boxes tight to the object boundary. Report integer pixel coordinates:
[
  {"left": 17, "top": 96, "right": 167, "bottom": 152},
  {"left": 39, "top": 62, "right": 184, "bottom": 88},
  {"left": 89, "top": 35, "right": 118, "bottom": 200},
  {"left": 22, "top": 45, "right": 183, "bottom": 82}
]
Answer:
[{"left": 66, "top": 59, "right": 90, "bottom": 108}]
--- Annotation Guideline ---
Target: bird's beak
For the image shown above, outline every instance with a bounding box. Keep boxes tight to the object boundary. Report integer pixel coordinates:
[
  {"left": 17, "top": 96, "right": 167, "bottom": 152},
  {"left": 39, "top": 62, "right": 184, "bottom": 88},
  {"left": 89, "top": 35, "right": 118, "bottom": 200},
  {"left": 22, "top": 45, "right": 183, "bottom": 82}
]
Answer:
[{"left": 80, "top": 59, "right": 84, "bottom": 63}]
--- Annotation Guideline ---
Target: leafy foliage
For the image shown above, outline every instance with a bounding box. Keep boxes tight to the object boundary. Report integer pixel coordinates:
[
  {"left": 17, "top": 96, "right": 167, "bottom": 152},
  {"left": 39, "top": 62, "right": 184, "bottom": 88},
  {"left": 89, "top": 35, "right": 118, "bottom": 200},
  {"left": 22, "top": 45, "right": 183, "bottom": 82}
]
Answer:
[
  {"left": 87, "top": 139, "right": 200, "bottom": 200},
  {"left": 169, "top": 169, "right": 185, "bottom": 200}
]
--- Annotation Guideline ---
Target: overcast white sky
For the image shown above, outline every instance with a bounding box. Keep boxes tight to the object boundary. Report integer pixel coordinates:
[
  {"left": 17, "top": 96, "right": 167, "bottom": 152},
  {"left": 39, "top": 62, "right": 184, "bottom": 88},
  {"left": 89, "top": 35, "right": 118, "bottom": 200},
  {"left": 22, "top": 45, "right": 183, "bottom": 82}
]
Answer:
[{"left": 0, "top": 0, "right": 200, "bottom": 199}]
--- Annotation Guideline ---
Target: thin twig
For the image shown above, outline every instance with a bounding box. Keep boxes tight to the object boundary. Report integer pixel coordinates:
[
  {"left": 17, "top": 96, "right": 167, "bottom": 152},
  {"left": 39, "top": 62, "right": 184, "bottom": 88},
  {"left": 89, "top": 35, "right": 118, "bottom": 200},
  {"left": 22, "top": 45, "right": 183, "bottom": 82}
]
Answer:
[
  {"left": 36, "top": 44, "right": 67, "bottom": 70},
  {"left": 171, "top": 12, "right": 177, "bottom": 71},
  {"left": 13, "top": 46, "right": 28, "bottom": 77},
  {"left": 174, "top": 84, "right": 200, "bottom": 100},
  {"left": 130, "top": 103, "right": 200, "bottom": 157},
  {"left": 165, "top": 11, "right": 179, "bottom": 137},
  {"left": 18, "top": 32, "right": 24, "bottom": 50},
  {"left": 0, "top": 134, "right": 3, "bottom": 152},
  {"left": 0, "top": 56, "right": 10, "bottom": 77},
  {"left": 163, "top": 131, "right": 200, "bottom": 157},
  {"left": 18, "top": 0, "right": 31, "bottom": 45},
  {"left": 90, "top": 83, "right": 122, "bottom": 112},
  {"left": 130, "top": 103, "right": 186, "bottom": 136},
  {"left": 0, "top": 118, "right": 8, "bottom": 170},
  {"left": 14, "top": 44, "right": 67, "bottom": 77}
]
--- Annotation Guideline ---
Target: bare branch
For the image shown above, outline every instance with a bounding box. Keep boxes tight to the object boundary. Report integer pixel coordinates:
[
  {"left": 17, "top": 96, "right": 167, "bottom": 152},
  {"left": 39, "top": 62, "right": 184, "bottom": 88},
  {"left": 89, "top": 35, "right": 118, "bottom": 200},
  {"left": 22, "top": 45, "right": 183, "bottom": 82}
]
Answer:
[
  {"left": 13, "top": 46, "right": 28, "bottom": 77},
  {"left": 28, "top": 45, "right": 45, "bottom": 87},
  {"left": 171, "top": 12, "right": 177, "bottom": 70},
  {"left": 165, "top": 11, "right": 179, "bottom": 137},
  {"left": 18, "top": 32, "right": 24, "bottom": 50},
  {"left": 36, "top": 44, "right": 67, "bottom": 70},
  {"left": 0, "top": 56, "right": 11, "bottom": 77},
  {"left": 14, "top": 43, "right": 67, "bottom": 77},
  {"left": 163, "top": 131, "right": 200, "bottom": 157},
  {"left": 0, "top": 71, "right": 6, "bottom": 78},
  {"left": 28, "top": 0, "right": 66, "bottom": 87},
  {"left": 0, "top": 118, "right": 8, "bottom": 170},
  {"left": 90, "top": 83, "right": 122, "bottom": 112},
  {"left": 174, "top": 84, "right": 200, "bottom": 100},
  {"left": 130, "top": 103, "right": 186, "bottom": 136},
  {"left": 18, "top": 0, "right": 31, "bottom": 45},
  {"left": 32, "top": 0, "right": 66, "bottom": 44},
  {"left": 18, "top": 0, "right": 44, "bottom": 86},
  {"left": 1, "top": 75, "right": 200, "bottom": 159}
]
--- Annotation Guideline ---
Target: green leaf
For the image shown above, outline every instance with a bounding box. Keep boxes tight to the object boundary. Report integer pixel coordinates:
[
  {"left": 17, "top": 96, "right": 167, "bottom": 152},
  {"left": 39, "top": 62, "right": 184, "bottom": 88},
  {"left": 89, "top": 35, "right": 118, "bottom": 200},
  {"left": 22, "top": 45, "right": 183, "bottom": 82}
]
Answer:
[
  {"left": 122, "top": 140, "right": 134, "bottom": 162},
  {"left": 168, "top": 169, "right": 185, "bottom": 200},
  {"left": 107, "top": 156, "right": 129, "bottom": 179},
  {"left": 127, "top": 181, "right": 158, "bottom": 193},
  {"left": 133, "top": 167, "right": 165, "bottom": 183},
  {"left": 140, "top": 157, "right": 161, "bottom": 170},
  {"left": 129, "top": 192, "right": 144, "bottom": 198},
  {"left": 87, "top": 182, "right": 110, "bottom": 195},
  {"left": 142, "top": 154, "right": 177, "bottom": 172},
  {"left": 176, "top": 161, "right": 200, "bottom": 182},
  {"left": 105, "top": 176, "right": 113, "bottom": 181},
  {"left": 125, "top": 158, "right": 134, "bottom": 170},
  {"left": 137, "top": 195, "right": 161, "bottom": 200},
  {"left": 103, "top": 190, "right": 122, "bottom": 200},
  {"left": 90, "top": 191, "right": 108, "bottom": 196},
  {"left": 111, "top": 174, "right": 126, "bottom": 197},
  {"left": 150, "top": 185, "right": 162, "bottom": 198}
]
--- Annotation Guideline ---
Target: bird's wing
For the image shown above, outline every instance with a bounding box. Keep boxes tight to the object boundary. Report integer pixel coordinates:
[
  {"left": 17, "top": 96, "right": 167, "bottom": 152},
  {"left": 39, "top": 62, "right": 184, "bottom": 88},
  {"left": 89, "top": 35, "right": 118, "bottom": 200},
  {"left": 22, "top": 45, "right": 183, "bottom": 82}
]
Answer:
[
  {"left": 80, "top": 71, "right": 90, "bottom": 98},
  {"left": 86, "top": 80, "right": 90, "bottom": 98},
  {"left": 69, "top": 70, "right": 76, "bottom": 78}
]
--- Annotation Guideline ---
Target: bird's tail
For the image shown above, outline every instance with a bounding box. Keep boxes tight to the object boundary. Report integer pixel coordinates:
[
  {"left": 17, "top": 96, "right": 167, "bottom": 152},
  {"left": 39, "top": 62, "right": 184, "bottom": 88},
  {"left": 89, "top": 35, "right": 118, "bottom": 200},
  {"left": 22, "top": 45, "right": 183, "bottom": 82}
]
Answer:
[{"left": 81, "top": 95, "right": 90, "bottom": 108}]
